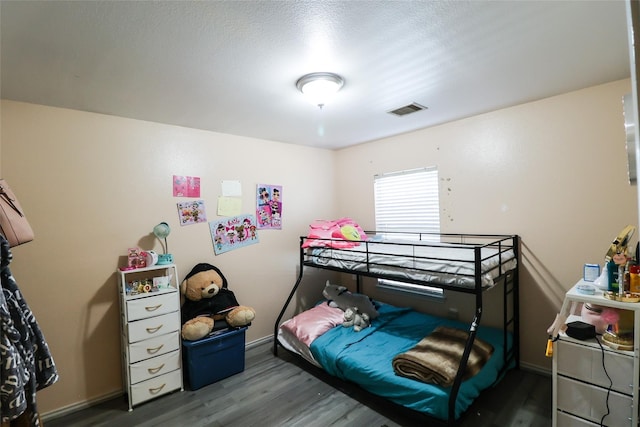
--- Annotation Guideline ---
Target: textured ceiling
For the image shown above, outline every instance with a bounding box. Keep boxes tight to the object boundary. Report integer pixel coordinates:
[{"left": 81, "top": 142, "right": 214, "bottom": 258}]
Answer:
[{"left": 0, "top": 1, "right": 631, "bottom": 150}]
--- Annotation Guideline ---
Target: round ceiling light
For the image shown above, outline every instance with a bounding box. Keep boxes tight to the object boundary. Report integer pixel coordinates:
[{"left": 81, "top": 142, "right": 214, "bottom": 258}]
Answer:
[{"left": 296, "top": 72, "right": 344, "bottom": 109}]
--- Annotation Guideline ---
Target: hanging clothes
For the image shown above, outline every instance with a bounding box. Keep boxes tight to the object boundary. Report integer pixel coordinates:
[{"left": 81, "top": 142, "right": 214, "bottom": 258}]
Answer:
[{"left": 0, "top": 235, "right": 58, "bottom": 426}]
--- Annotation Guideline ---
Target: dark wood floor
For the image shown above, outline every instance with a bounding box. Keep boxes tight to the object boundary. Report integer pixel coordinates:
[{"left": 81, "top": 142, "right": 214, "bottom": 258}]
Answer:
[{"left": 43, "top": 340, "right": 551, "bottom": 427}]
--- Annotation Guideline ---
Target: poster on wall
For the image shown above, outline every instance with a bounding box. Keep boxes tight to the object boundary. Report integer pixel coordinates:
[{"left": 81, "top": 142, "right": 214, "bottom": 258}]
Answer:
[
  {"left": 177, "top": 200, "right": 207, "bottom": 225},
  {"left": 173, "top": 175, "right": 201, "bottom": 197},
  {"left": 209, "top": 214, "right": 259, "bottom": 255},
  {"left": 256, "top": 184, "right": 282, "bottom": 229}
]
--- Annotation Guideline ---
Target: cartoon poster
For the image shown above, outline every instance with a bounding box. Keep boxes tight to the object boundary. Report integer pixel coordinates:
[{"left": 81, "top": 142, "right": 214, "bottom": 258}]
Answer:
[
  {"left": 173, "top": 175, "right": 201, "bottom": 197},
  {"left": 177, "top": 200, "right": 207, "bottom": 225},
  {"left": 209, "top": 214, "right": 259, "bottom": 255},
  {"left": 256, "top": 184, "right": 282, "bottom": 229}
]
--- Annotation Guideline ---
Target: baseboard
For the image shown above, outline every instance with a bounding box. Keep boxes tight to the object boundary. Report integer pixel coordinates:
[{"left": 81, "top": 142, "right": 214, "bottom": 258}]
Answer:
[
  {"left": 40, "top": 389, "right": 123, "bottom": 422},
  {"left": 246, "top": 334, "right": 273, "bottom": 349},
  {"left": 520, "top": 361, "right": 551, "bottom": 377}
]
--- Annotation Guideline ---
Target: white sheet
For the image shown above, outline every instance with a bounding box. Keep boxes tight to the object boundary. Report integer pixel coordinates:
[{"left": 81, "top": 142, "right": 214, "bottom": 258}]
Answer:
[
  {"left": 277, "top": 327, "right": 322, "bottom": 367},
  {"left": 308, "top": 241, "right": 517, "bottom": 289}
]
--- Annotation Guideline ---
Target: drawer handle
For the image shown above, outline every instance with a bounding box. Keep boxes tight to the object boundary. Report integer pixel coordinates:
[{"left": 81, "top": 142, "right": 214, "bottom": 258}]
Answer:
[
  {"left": 146, "top": 325, "right": 163, "bottom": 334},
  {"left": 149, "top": 383, "right": 166, "bottom": 395},
  {"left": 145, "top": 304, "right": 163, "bottom": 312},
  {"left": 147, "top": 363, "right": 165, "bottom": 375},
  {"left": 146, "top": 344, "right": 164, "bottom": 355}
]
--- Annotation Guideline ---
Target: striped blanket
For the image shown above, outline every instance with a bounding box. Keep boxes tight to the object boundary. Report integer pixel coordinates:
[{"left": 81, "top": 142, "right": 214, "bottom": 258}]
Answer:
[{"left": 392, "top": 326, "right": 493, "bottom": 387}]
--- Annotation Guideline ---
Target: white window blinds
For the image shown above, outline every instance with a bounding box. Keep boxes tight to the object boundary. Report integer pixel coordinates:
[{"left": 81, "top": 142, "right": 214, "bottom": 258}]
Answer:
[
  {"left": 374, "top": 167, "right": 440, "bottom": 234},
  {"left": 374, "top": 167, "right": 443, "bottom": 298}
]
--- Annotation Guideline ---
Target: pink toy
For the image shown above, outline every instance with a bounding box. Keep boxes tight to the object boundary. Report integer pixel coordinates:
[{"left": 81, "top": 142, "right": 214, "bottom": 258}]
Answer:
[
  {"left": 581, "top": 303, "right": 620, "bottom": 334},
  {"left": 302, "top": 218, "right": 368, "bottom": 248}
]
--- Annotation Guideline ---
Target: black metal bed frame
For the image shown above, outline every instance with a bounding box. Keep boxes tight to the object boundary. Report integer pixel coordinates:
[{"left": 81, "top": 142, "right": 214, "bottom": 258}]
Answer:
[{"left": 273, "top": 232, "right": 520, "bottom": 426}]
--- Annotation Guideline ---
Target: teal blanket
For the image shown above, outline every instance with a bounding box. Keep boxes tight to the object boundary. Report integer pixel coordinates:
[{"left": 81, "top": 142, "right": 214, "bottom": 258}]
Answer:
[{"left": 309, "top": 302, "right": 511, "bottom": 421}]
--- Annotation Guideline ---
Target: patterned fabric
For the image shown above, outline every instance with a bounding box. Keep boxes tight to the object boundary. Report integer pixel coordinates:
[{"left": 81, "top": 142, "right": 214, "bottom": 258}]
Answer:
[{"left": 0, "top": 236, "right": 58, "bottom": 425}]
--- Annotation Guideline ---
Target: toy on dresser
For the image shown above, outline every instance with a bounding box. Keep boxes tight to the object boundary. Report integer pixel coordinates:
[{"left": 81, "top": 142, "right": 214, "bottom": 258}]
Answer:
[{"left": 579, "top": 303, "right": 619, "bottom": 335}]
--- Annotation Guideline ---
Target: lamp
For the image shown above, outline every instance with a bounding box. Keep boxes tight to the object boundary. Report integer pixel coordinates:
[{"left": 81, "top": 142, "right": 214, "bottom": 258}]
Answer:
[
  {"left": 296, "top": 72, "right": 344, "bottom": 109},
  {"left": 153, "top": 222, "right": 173, "bottom": 265}
]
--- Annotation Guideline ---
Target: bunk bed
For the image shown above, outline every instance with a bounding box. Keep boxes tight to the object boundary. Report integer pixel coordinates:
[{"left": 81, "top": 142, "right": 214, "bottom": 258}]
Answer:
[{"left": 273, "top": 232, "right": 520, "bottom": 426}]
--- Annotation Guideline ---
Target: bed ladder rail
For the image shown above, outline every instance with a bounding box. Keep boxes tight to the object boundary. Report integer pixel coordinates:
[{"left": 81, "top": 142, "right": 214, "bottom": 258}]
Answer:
[
  {"left": 510, "top": 235, "right": 520, "bottom": 369},
  {"left": 502, "top": 270, "right": 517, "bottom": 369},
  {"left": 449, "top": 235, "right": 519, "bottom": 424},
  {"left": 448, "top": 311, "right": 482, "bottom": 425},
  {"left": 448, "top": 244, "right": 485, "bottom": 425},
  {"left": 273, "top": 237, "right": 306, "bottom": 356},
  {"left": 496, "top": 235, "right": 520, "bottom": 378}
]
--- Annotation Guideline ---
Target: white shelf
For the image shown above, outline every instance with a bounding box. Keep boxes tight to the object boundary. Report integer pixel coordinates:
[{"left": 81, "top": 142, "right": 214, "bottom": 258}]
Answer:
[
  {"left": 123, "top": 287, "right": 177, "bottom": 301},
  {"left": 558, "top": 314, "right": 635, "bottom": 357},
  {"left": 567, "top": 279, "right": 640, "bottom": 311},
  {"left": 119, "top": 263, "right": 177, "bottom": 274}
]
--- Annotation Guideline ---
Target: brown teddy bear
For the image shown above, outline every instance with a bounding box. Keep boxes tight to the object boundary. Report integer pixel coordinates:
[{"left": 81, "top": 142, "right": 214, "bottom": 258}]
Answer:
[{"left": 180, "top": 263, "right": 255, "bottom": 341}]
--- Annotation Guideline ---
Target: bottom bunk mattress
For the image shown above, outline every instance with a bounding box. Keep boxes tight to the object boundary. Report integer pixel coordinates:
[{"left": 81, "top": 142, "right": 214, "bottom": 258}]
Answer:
[{"left": 278, "top": 301, "right": 513, "bottom": 421}]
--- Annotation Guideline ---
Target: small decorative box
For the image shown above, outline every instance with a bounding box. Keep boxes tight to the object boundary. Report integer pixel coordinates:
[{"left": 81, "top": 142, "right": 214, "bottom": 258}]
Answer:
[{"left": 583, "top": 263, "right": 600, "bottom": 282}]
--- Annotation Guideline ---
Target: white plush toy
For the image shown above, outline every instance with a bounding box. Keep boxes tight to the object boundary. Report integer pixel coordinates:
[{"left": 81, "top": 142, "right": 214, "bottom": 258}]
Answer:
[
  {"left": 342, "top": 307, "right": 371, "bottom": 332},
  {"left": 354, "top": 312, "right": 370, "bottom": 332},
  {"left": 342, "top": 307, "right": 357, "bottom": 328}
]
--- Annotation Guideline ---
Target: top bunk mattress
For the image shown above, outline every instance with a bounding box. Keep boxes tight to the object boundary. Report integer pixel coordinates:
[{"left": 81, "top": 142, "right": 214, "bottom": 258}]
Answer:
[{"left": 304, "top": 235, "right": 517, "bottom": 289}]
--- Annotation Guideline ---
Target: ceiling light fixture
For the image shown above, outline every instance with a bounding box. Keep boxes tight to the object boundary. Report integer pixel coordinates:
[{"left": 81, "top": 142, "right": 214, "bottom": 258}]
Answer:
[{"left": 296, "top": 72, "right": 344, "bottom": 109}]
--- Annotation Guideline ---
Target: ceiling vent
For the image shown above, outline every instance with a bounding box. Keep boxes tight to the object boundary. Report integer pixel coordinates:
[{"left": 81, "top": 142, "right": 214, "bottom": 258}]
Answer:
[{"left": 388, "top": 103, "right": 428, "bottom": 117}]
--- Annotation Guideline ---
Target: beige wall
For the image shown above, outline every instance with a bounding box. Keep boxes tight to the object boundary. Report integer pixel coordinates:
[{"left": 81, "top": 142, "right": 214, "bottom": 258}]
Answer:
[
  {"left": 0, "top": 100, "right": 337, "bottom": 415},
  {"left": 333, "top": 78, "right": 639, "bottom": 370},
  {"left": 1, "top": 78, "right": 637, "bottom": 416}
]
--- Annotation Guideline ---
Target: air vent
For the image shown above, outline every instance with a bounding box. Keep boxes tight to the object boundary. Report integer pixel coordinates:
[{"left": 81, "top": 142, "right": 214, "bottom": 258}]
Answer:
[{"left": 388, "top": 103, "right": 428, "bottom": 117}]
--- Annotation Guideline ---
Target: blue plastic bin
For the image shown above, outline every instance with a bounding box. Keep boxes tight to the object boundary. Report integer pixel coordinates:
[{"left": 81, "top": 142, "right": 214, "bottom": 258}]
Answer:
[{"left": 182, "top": 327, "right": 246, "bottom": 390}]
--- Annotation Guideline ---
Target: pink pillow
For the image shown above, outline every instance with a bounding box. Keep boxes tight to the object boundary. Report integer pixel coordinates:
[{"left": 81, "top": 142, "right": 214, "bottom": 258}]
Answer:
[{"left": 280, "top": 302, "right": 344, "bottom": 346}]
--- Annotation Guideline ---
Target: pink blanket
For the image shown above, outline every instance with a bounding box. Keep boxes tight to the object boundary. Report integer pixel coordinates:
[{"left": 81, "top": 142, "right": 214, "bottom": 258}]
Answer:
[{"left": 301, "top": 218, "right": 368, "bottom": 248}]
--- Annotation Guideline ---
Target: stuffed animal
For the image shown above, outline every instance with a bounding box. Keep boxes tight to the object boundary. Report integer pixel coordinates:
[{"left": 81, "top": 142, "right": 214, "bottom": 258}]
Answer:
[
  {"left": 180, "top": 263, "right": 256, "bottom": 341},
  {"left": 342, "top": 307, "right": 371, "bottom": 332},
  {"left": 322, "top": 281, "right": 379, "bottom": 319},
  {"left": 342, "top": 307, "right": 357, "bottom": 328},
  {"left": 580, "top": 303, "right": 619, "bottom": 334},
  {"left": 354, "top": 312, "right": 371, "bottom": 332}
]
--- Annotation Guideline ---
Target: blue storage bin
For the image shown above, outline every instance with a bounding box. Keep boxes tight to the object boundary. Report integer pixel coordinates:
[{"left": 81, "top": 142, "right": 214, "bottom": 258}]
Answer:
[{"left": 182, "top": 327, "right": 246, "bottom": 390}]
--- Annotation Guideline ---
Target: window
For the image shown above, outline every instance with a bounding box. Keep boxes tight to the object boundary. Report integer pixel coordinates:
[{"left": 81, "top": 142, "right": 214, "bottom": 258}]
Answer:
[{"left": 374, "top": 167, "right": 443, "bottom": 298}]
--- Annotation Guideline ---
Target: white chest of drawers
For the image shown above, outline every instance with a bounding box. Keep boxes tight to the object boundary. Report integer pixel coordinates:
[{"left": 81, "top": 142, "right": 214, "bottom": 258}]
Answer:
[
  {"left": 117, "top": 264, "right": 183, "bottom": 410},
  {"left": 552, "top": 281, "right": 640, "bottom": 426},
  {"left": 554, "top": 338, "right": 634, "bottom": 426}
]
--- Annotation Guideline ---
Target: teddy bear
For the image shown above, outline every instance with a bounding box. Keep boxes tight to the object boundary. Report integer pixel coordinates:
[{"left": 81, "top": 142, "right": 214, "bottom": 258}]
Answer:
[
  {"left": 180, "top": 263, "right": 256, "bottom": 341},
  {"left": 342, "top": 307, "right": 371, "bottom": 332}
]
